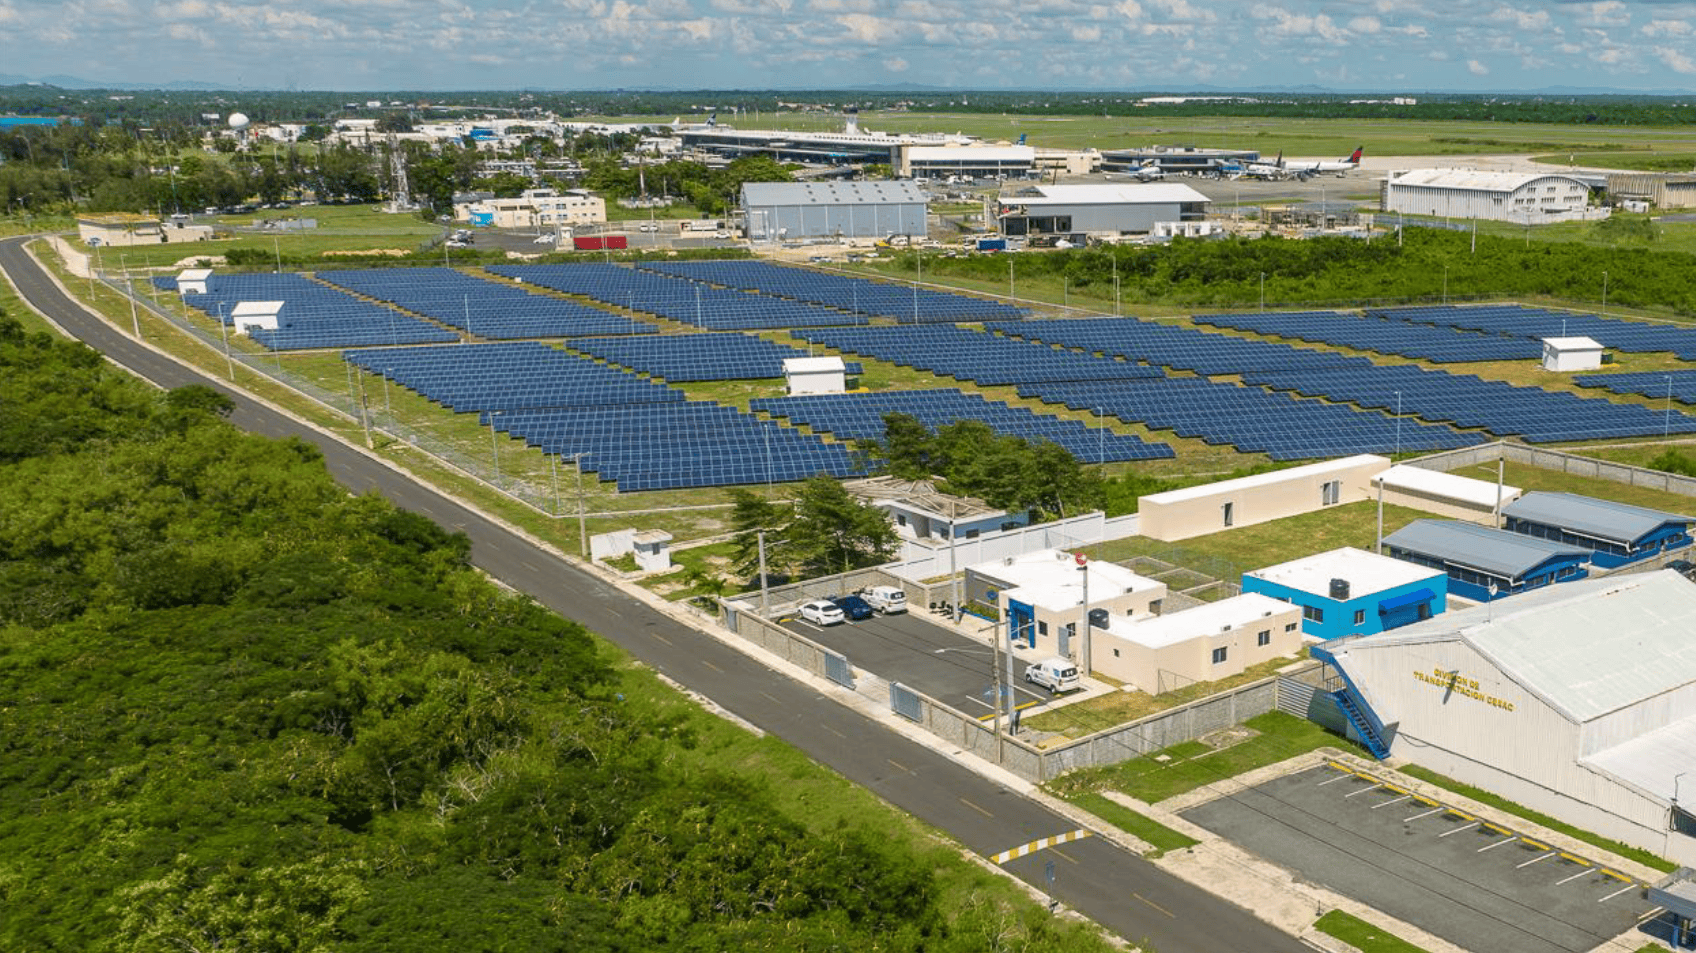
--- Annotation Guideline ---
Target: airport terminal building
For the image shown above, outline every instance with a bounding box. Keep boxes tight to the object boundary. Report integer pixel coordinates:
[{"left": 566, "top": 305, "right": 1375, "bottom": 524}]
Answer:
[{"left": 1314, "top": 571, "right": 1696, "bottom": 865}]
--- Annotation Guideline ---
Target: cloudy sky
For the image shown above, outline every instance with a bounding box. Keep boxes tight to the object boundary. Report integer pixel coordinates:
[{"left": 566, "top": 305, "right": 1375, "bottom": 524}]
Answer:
[{"left": 3, "top": 0, "right": 1694, "bottom": 91}]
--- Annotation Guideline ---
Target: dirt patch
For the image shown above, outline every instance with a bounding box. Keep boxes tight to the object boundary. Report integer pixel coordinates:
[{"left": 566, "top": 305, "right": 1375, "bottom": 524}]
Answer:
[
  {"left": 1198, "top": 724, "right": 1261, "bottom": 750},
  {"left": 321, "top": 248, "right": 409, "bottom": 257}
]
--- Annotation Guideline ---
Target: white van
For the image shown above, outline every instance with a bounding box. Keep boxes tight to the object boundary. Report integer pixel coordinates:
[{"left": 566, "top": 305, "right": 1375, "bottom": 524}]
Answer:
[
  {"left": 861, "top": 586, "right": 908, "bottom": 614},
  {"left": 1024, "top": 658, "right": 1080, "bottom": 693}
]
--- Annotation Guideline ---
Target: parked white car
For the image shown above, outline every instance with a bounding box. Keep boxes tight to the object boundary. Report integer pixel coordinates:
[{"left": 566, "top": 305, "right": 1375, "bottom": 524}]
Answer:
[{"left": 799, "top": 599, "right": 845, "bottom": 626}]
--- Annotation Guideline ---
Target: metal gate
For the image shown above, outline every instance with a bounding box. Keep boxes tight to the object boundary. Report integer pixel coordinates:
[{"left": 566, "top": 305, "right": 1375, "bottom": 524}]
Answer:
[
  {"left": 889, "top": 682, "right": 922, "bottom": 722},
  {"left": 824, "top": 650, "right": 855, "bottom": 690}
]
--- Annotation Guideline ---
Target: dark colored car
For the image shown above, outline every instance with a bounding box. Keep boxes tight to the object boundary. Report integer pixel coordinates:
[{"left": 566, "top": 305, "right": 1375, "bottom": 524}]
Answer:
[
  {"left": 831, "top": 595, "right": 874, "bottom": 621},
  {"left": 1668, "top": 559, "right": 1696, "bottom": 578}
]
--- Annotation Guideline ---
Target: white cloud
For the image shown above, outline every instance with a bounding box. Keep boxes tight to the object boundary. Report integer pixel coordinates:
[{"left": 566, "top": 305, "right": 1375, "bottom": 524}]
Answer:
[
  {"left": 1583, "top": 1, "right": 1628, "bottom": 27},
  {"left": 1486, "top": 6, "right": 1550, "bottom": 32},
  {"left": 835, "top": 11, "right": 898, "bottom": 42},
  {"left": 1655, "top": 45, "right": 1696, "bottom": 73},
  {"left": 883, "top": 55, "right": 907, "bottom": 71},
  {"left": 1641, "top": 18, "right": 1692, "bottom": 37},
  {"left": 1467, "top": 58, "right": 1488, "bottom": 74},
  {"left": 1349, "top": 15, "right": 1381, "bottom": 33}
]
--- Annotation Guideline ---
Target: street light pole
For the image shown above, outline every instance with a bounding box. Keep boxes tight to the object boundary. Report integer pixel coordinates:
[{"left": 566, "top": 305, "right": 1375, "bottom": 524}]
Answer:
[
  {"left": 1076, "top": 551, "right": 1092, "bottom": 678},
  {"left": 1394, "top": 390, "right": 1402, "bottom": 457},
  {"left": 1666, "top": 376, "right": 1674, "bottom": 439},
  {"left": 120, "top": 253, "right": 140, "bottom": 338},
  {"left": 1602, "top": 270, "right": 1609, "bottom": 316},
  {"left": 1259, "top": 271, "right": 1266, "bottom": 312},
  {"left": 574, "top": 453, "right": 588, "bottom": 558}
]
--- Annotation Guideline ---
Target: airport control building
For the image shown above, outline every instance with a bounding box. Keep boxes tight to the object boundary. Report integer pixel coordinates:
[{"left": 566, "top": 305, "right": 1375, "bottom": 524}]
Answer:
[{"left": 1313, "top": 571, "right": 1696, "bottom": 865}]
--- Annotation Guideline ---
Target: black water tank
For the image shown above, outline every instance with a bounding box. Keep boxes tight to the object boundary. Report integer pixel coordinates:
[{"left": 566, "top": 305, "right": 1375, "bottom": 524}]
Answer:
[
  {"left": 1088, "top": 608, "right": 1110, "bottom": 629},
  {"left": 1329, "top": 578, "right": 1350, "bottom": 600}
]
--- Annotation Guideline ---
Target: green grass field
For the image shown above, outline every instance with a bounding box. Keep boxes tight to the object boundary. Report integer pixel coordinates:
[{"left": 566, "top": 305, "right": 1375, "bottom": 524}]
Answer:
[
  {"left": 1313, "top": 910, "right": 1433, "bottom": 953},
  {"left": 1066, "top": 792, "right": 1199, "bottom": 857}
]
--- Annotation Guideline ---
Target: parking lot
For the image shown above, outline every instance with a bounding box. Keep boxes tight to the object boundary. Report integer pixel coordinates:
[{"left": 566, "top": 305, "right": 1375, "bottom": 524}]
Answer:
[
  {"left": 779, "top": 607, "right": 1057, "bottom": 716},
  {"left": 1181, "top": 763, "right": 1656, "bottom": 953}
]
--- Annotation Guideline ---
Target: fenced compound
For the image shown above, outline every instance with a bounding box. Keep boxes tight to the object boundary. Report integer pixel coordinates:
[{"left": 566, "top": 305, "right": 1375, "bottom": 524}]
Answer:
[{"left": 1408, "top": 440, "right": 1696, "bottom": 500}]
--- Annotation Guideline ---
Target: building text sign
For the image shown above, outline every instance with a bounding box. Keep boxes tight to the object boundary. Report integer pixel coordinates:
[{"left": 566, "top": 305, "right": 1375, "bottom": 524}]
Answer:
[{"left": 1413, "top": 667, "right": 1516, "bottom": 712}]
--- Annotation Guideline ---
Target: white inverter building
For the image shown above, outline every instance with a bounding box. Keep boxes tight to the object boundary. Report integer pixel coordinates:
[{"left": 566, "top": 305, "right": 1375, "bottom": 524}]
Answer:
[
  {"left": 1313, "top": 570, "right": 1696, "bottom": 865},
  {"left": 1381, "top": 169, "right": 1596, "bottom": 224}
]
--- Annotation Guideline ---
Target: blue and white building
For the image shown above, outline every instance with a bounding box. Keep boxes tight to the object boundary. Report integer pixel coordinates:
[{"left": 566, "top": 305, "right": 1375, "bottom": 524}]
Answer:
[
  {"left": 1242, "top": 546, "right": 1447, "bottom": 640},
  {"left": 1382, "top": 519, "right": 1590, "bottom": 602},
  {"left": 1502, "top": 491, "right": 1693, "bottom": 570}
]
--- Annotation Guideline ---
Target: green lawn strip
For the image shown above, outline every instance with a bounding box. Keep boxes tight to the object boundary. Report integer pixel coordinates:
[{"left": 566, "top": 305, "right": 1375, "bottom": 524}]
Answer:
[
  {"left": 1085, "top": 500, "right": 1435, "bottom": 583},
  {"left": 1066, "top": 793, "right": 1198, "bottom": 857},
  {"left": 1313, "top": 910, "right": 1433, "bottom": 953},
  {"left": 1047, "top": 711, "right": 1360, "bottom": 805},
  {"left": 1021, "top": 654, "right": 1302, "bottom": 736},
  {"left": 1397, "top": 765, "right": 1676, "bottom": 874}
]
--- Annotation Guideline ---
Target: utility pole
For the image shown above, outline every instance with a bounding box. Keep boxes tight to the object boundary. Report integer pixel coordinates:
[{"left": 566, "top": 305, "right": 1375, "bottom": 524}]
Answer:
[
  {"left": 1077, "top": 552, "right": 1092, "bottom": 678},
  {"left": 120, "top": 253, "right": 140, "bottom": 338},
  {"left": 574, "top": 454, "right": 588, "bottom": 557},
  {"left": 758, "top": 528, "right": 771, "bottom": 615}
]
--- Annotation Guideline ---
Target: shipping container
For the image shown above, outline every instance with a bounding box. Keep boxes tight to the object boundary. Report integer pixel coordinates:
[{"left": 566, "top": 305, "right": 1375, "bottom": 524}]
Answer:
[{"left": 572, "top": 235, "right": 604, "bottom": 251}]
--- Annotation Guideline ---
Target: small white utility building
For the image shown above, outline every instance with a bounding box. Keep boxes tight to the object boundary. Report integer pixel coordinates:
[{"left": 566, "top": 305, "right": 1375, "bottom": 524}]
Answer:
[
  {"left": 1382, "top": 169, "right": 1596, "bottom": 224},
  {"left": 176, "top": 268, "right": 213, "bottom": 295},
  {"left": 1138, "top": 454, "right": 1388, "bottom": 542},
  {"left": 842, "top": 476, "right": 1026, "bottom": 544},
  {"left": 783, "top": 356, "right": 847, "bottom": 396},
  {"left": 1097, "top": 593, "right": 1304, "bottom": 695},
  {"left": 1314, "top": 570, "right": 1696, "bottom": 865},
  {"left": 1541, "top": 336, "right": 1605, "bottom": 373},
  {"left": 230, "top": 301, "right": 283, "bottom": 335}
]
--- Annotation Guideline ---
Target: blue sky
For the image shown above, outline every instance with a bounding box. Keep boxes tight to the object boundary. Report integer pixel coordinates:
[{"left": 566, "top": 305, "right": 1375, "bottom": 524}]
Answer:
[{"left": 3, "top": 0, "right": 1694, "bottom": 91}]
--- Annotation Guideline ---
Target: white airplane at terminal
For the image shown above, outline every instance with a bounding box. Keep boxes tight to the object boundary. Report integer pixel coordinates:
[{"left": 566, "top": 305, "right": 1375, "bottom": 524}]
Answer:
[
  {"left": 1282, "top": 147, "right": 1364, "bottom": 178},
  {"left": 1242, "top": 151, "right": 1286, "bottom": 180}
]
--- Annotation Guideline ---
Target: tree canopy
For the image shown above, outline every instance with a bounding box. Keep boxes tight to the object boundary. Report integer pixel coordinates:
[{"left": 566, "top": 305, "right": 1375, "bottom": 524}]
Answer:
[
  {"left": 0, "top": 313, "right": 1113, "bottom": 953},
  {"left": 875, "top": 413, "right": 1105, "bottom": 520}
]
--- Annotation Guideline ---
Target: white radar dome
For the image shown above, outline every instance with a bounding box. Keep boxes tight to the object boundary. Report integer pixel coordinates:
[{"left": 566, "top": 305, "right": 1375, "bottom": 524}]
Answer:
[{"left": 227, "top": 113, "right": 250, "bottom": 130}]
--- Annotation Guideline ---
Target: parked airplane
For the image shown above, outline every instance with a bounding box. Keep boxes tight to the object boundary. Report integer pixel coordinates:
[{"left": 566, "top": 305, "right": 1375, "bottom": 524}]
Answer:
[
  {"left": 1128, "top": 162, "right": 1165, "bottom": 181},
  {"left": 1243, "top": 151, "right": 1286, "bottom": 180},
  {"left": 1284, "top": 147, "right": 1364, "bottom": 178}
]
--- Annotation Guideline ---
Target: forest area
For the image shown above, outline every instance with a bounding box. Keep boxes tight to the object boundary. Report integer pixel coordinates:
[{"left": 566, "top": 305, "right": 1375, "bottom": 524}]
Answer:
[{"left": 0, "top": 313, "right": 1116, "bottom": 952}]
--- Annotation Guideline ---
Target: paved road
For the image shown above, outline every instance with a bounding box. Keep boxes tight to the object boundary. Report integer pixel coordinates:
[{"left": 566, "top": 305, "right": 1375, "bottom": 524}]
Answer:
[{"left": 0, "top": 235, "right": 1308, "bottom": 953}]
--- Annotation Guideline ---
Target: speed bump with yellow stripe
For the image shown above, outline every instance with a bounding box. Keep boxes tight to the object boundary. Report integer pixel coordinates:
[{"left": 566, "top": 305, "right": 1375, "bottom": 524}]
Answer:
[{"left": 990, "top": 829, "right": 1094, "bottom": 864}]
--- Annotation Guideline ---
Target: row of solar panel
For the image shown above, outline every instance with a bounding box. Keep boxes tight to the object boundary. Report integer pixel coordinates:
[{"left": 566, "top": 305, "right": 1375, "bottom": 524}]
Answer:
[
  {"left": 749, "top": 389, "right": 1176, "bottom": 462},
  {"left": 791, "top": 325, "right": 1165, "bottom": 386},
  {"left": 1572, "top": 369, "right": 1696, "bottom": 405},
  {"left": 564, "top": 332, "right": 863, "bottom": 382},
  {"left": 1194, "top": 311, "right": 1543, "bottom": 363},
  {"left": 489, "top": 264, "right": 873, "bottom": 331},
  {"left": 639, "top": 259, "right": 1027, "bottom": 322},
  {"left": 319, "top": 266, "right": 657, "bottom": 339},
  {"left": 1369, "top": 305, "right": 1696, "bottom": 361},
  {"left": 167, "top": 273, "right": 461, "bottom": 350}
]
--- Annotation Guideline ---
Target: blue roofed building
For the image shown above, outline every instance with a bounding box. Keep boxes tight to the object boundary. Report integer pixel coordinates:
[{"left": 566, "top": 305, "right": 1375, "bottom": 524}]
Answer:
[
  {"left": 1501, "top": 491, "right": 1693, "bottom": 569},
  {"left": 1242, "top": 546, "right": 1448, "bottom": 640},
  {"left": 1382, "top": 519, "right": 1590, "bottom": 602}
]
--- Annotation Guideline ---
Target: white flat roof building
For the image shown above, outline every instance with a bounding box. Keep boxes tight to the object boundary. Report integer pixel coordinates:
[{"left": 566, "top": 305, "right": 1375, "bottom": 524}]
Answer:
[
  {"left": 1542, "top": 336, "right": 1604, "bottom": 372},
  {"left": 965, "top": 550, "right": 1168, "bottom": 673},
  {"left": 1139, "top": 454, "right": 1388, "bottom": 541},
  {"left": 1372, "top": 464, "right": 1522, "bottom": 522},
  {"left": 1248, "top": 546, "right": 1439, "bottom": 596},
  {"left": 997, "top": 183, "right": 1212, "bottom": 236},
  {"left": 1098, "top": 592, "right": 1304, "bottom": 695}
]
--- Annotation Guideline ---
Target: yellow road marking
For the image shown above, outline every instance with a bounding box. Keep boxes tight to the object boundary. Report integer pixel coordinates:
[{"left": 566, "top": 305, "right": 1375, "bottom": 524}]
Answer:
[
  {"left": 886, "top": 758, "right": 913, "bottom": 775},
  {"left": 700, "top": 660, "right": 722, "bottom": 673},
  {"left": 1521, "top": 838, "right": 1548, "bottom": 851},
  {"left": 988, "top": 828, "right": 1094, "bottom": 864},
  {"left": 1134, "top": 892, "right": 1176, "bottom": 918},
  {"left": 960, "top": 797, "right": 994, "bottom": 819},
  {"left": 1053, "top": 847, "right": 1081, "bottom": 864},
  {"left": 1558, "top": 852, "right": 1587, "bottom": 865},
  {"left": 1600, "top": 868, "right": 1633, "bottom": 883}
]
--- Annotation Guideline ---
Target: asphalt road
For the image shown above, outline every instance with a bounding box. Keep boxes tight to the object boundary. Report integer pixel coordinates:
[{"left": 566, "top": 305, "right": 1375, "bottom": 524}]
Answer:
[{"left": 0, "top": 235, "right": 1308, "bottom": 953}]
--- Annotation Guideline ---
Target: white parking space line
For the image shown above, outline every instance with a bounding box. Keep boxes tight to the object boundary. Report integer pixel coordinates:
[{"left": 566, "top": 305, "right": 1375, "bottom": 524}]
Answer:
[
  {"left": 1404, "top": 806, "right": 1446, "bottom": 822},
  {"left": 1477, "top": 835, "right": 1516, "bottom": 852},
  {"left": 1517, "top": 851, "right": 1557, "bottom": 869},
  {"left": 1556, "top": 868, "right": 1593, "bottom": 885},
  {"left": 1318, "top": 773, "right": 1352, "bottom": 786},
  {"left": 1600, "top": 884, "right": 1638, "bottom": 903},
  {"left": 1438, "top": 821, "right": 1480, "bottom": 838},
  {"left": 1344, "top": 783, "right": 1385, "bottom": 798},
  {"left": 1638, "top": 906, "right": 1667, "bottom": 924},
  {"left": 1371, "top": 794, "right": 1413, "bottom": 810}
]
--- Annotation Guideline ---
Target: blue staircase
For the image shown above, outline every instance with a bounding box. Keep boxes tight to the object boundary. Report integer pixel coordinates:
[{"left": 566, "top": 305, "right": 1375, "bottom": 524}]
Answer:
[{"left": 1311, "top": 643, "right": 1392, "bottom": 761}]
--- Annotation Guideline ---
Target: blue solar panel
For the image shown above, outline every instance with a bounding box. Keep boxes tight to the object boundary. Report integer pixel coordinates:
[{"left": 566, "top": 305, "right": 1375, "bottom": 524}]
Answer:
[
  {"left": 565, "top": 332, "right": 862, "bottom": 382},
  {"left": 1194, "top": 310, "right": 1543, "bottom": 363},
  {"left": 640, "top": 260, "right": 1028, "bottom": 323},
  {"left": 490, "top": 264, "right": 869, "bottom": 330},
  {"left": 177, "top": 273, "right": 458, "bottom": 350},
  {"left": 789, "top": 325, "right": 1165, "bottom": 386},
  {"left": 1370, "top": 304, "right": 1696, "bottom": 362},
  {"left": 318, "top": 267, "right": 657, "bottom": 339},
  {"left": 751, "top": 389, "right": 1174, "bottom": 463}
]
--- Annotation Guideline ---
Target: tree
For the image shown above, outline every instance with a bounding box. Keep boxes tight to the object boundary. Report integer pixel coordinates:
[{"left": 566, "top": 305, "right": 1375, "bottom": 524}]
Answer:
[
  {"left": 877, "top": 412, "right": 933, "bottom": 480},
  {"left": 727, "top": 489, "right": 789, "bottom": 582},
  {"left": 786, "top": 476, "right": 897, "bottom": 578}
]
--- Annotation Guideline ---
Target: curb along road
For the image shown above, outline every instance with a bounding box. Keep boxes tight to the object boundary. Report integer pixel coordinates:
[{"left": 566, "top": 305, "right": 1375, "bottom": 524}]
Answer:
[{"left": 0, "top": 236, "right": 1309, "bottom": 953}]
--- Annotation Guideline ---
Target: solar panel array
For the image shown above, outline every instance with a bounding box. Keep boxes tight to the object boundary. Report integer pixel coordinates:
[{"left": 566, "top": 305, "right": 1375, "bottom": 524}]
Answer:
[
  {"left": 491, "top": 404, "right": 862, "bottom": 491},
  {"left": 1571, "top": 369, "right": 1696, "bottom": 405},
  {"left": 750, "top": 390, "right": 1175, "bottom": 462},
  {"left": 342, "top": 342, "right": 860, "bottom": 491},
  {"left": 343, "top": 341, "right": 681, "bottom": 413},
  {"left": 641, "top": 259, "right": 1027, "bottom": 322},
  {"left": 791, "top": 325, "right": 1165, "bottom": 386},
  {"left": 565, "top": 332, "right": 863, "bottom": 382},
  {"left": 1193, "top": 310, "right": 1543, "bottom": 363},
  {"left": 1238, "top": 359, "right": 1696, "bottom": 443},
  {"left": 489, "top": 264, "right": 868, "bottom": 330},
  {"left": 318, "top": 267, "right": 655, "bottom": 339},
  {"left": 1371, "top": 305, "right": 1696, "bottom": 360},
  {"left": 1018, "top": 378, "right": 1484, "bottom": 461},
  {"left": 173, "top": 273, "right": 459, "bottom": 350},
  {"left": 994, "top": 317, "right": 1696, "bottom": 446}
]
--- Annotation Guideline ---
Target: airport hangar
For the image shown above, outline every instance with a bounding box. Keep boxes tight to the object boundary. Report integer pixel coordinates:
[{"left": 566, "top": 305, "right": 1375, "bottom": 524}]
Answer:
[
  {"left": 1380, "top": 169, "right": 1596, "bottom": 224},
  {"left": 996, "top": 183, "right": 1211, "bottom": 236},
  {"left": 1312, "top": 570, "right": 1696, "bottom": 866},
  {"left": 740, "top": 181, "right": 928, "bottom": 242}
]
